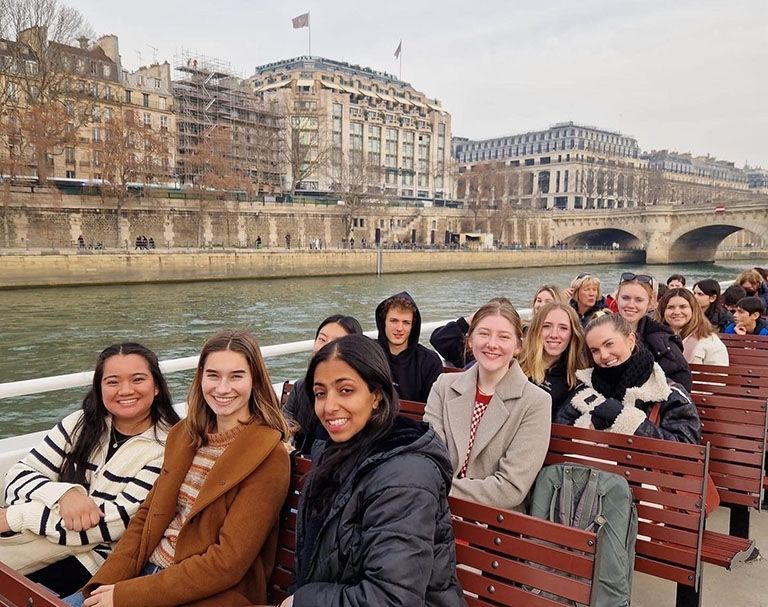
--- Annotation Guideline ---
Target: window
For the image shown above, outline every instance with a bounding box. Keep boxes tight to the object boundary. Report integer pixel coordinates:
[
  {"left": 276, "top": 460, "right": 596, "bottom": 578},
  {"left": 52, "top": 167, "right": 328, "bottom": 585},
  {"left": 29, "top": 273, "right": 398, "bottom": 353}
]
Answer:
[
  {"left": 104, "top": 86, "right": 112, "bottom": 100},
  {"left": 125, "top": 89, "right": 132, "bottom": 103},
  {"left": 143, "top": 112, "right": 151, "bottom": 127},
  {"left": 154, "top": 78, "right": 161, "bottom": 88},
  {"left": 160, "top": 115, "right": 169, "bottom": 129},
  {"left": 159, "top": 97, "right": 166, "bottom": 110},
  {"left": 66, "top": 170, "right": 76, "bottom": 179},
  {"left": 65, "top": 148, "right": 75, "bottom": 164},
  {"left": 92, "top": 127, "right": 101, "bottom": 142},
  {"left": 102, "top": 64, "right": 110, "bottom": 78},
  {"left": 142, "top": 93, "right": 149, "bottom": 108}
]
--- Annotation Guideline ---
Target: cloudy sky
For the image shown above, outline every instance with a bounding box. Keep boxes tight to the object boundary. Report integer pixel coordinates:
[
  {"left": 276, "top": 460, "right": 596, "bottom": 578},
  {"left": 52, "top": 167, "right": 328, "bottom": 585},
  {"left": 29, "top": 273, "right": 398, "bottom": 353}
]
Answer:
[{"left": 65, "top": 0, "right": 768, "bottom": 167}]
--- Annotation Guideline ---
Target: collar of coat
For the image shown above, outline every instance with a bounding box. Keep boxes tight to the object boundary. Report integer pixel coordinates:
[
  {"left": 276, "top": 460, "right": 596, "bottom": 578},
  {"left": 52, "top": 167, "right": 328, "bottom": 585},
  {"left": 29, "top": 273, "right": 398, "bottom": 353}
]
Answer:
[
  {"left": 161, "top": 421, "right": 282, "bottom": 521},
  {"left": 571, "top": 363, "right": 671, "bottom": 435}
]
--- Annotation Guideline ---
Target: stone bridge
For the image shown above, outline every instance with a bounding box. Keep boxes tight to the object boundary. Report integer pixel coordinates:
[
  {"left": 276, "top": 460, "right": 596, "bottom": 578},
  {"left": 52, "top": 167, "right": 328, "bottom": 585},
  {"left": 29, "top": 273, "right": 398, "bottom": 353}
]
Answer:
[{"left": 540, "top": 201, "right": 768, "bottom": 264}]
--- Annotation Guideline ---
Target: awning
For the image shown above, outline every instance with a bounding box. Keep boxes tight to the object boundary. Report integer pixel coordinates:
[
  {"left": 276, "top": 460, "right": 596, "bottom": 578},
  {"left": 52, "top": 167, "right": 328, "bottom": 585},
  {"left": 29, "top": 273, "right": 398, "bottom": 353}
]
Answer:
[
  {"left": 377, "top": 92, "right": 398, "bottom": 103},
  {"left": 394, "top": 95, "right": 413, "bottom": 106},
  {"left": 320, "top": 80, "right": 344, "bottom": 91},
  {"left": 426, "top": 101, "right": 444, "bottom": 112},
  {"left": 339, "top": 83, "right": 361, "bottom": 95},
  {"left": 410, "top": 98, "right": 428, "bottom": 109},
  {"left": 296, "top": 78, "right": 315, "bottom": 87},
  {"left": 359, "top": 88, "right": 378, "bottom": 99},
  {"left": 255, "top": 80, "right": 291, "bottom": 93}
]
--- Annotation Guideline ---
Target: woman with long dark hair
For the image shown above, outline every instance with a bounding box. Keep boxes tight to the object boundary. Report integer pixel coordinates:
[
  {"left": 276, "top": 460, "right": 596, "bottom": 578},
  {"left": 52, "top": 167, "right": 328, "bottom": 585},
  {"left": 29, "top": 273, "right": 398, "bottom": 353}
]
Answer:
[
  {"left": 63, "top": 330, "right": 290, "bottom": 607},
  {"left": 692, "top": 279, "right": 733, "bottom": 332},
  {"left": 0, "top": 343, "right": 179, "bottom": 598},
  {"left": 283, "top": 314, "right": 363, "bottom": 457},
  {"left": 283, "top": 334, "right": 463, "bottom": 607}
]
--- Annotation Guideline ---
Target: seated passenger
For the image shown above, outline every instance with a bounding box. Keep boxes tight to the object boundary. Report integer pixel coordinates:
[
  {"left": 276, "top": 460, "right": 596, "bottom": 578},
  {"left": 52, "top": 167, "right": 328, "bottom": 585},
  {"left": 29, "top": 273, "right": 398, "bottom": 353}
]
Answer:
[
  {"left": 429, "top": 296, "right": 512, "bottom": 368},
  {"left": 531, "top": 284, "right": 564, "bottom": 313},
  {"left": 568, "top": 273, "right": 606, "bottom": 327},
  {"left": 63, "top": 330, "right": 290, "bottom": 607},
  {"left": 722, "top": 284, "right": 747, "bottom": 315},
  {"left": 519, "top": 302, "right": 589, "bottom": 415},
  {"left": 666, "top": 274, "right": 686, "bottom": 289},
  {"left": 615, "top": 272, "right": 692, "bottom": 391},
  {"left": 284, "top": 334, "right": 464, "bottom": 606},
  {"left": 735, "top": 268, "right": 768, "bottom": 310},
  {"left": 376, "top": 291, "right": 442, "bottom": 401},
  {"left": 692, "top": 279, "right": 733, "bottom": 331},
  {"left": 283, "top": 315, "right": 363, "bottom": 458},
  {"left": 424, "top": 300, "right": 551, "bottom": 511},
  {"left": 0, "top": 343, "right": 179, "bottom": 598},
  {"left": 555, "top": 313, "right": 700, "bottom": 444},
  {"left": 724, "top": 296, "right": 768, "bottom": 335},
  {"left": 656, "top": 288, "right": 729, "bottom": 366}
]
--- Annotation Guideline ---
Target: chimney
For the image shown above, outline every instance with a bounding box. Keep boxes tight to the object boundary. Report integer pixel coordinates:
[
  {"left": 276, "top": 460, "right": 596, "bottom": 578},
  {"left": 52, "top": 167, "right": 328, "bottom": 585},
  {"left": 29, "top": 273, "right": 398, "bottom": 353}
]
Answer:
[{"left": 77, "top": 36, "right": 89, "bottom": 49}]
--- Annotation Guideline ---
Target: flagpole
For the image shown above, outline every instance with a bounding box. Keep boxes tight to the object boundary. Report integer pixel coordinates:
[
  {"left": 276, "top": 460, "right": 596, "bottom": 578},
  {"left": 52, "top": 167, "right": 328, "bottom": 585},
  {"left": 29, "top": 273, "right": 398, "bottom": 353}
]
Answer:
[
  {"left": 308, "top": 17, "right": 312, "bottom": 55},
  {"left": 399, "top": 46, "right": 402, "bottom": 80}
]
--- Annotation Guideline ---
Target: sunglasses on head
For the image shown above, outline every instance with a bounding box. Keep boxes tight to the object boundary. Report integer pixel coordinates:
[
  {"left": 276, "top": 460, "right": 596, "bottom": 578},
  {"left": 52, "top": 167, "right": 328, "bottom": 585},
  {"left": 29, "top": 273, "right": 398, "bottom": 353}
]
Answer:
[
  {"left": 576, "top": 273, "right": 592, "bottom": 280},
  {"left": 620, "top": 272, "right": 654, "bottom": 285}
]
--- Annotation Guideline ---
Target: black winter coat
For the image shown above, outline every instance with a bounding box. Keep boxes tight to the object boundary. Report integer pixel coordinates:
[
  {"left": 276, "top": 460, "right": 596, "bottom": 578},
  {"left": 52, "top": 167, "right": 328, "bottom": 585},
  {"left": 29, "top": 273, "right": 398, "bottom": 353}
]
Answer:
[
  {"left": 282, "top": 377, "right": 328, "bottom": 458},
  {"left": 636, "top": 316, "right": 692, "bottom": 391},
  {"left": 430, "top": 316, "right": 472, "bottom": 368},
  {"left": 570, "top": 296, "right": 607, "bottom": 328},
  {"left": 376, "top": 291, "right": 443, "bottom": 402},
  {"left": 705, "top": 305, "right": 734, "bottom": 333},
  {"left": 533, "top": 358, "right": 578, "bottom": 416},
  {"left": 292, "top": 417, "right": 465, "bottom": 607},
  {"left": 555, "top": 364, "right": 700, "bottom": 444}
]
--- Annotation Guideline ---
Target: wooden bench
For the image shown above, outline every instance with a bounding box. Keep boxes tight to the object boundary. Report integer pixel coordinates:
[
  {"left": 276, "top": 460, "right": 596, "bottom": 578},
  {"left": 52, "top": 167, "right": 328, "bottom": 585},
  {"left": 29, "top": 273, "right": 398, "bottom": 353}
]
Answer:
[
  {"left": 689, "top": 363, "right": 768, "bottom": 535},
  {"left": 0, "top": 562, "right": 67, "bottom": 607},
  {"left": 267, "top": 452, "right": 599, "bottom": 607},
  {"left": 546, "top": 423, "right": 754, "bottom": 607}
]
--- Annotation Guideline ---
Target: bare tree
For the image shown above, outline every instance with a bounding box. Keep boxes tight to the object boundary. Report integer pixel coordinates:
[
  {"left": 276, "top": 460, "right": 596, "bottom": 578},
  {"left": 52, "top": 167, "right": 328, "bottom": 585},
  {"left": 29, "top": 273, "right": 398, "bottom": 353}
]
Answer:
[
  {"left": 278, "top": 103, "right": 330, "bottom": 196},
  {"left": 331, "top": 150, "right": 384, "bottom": 242}
]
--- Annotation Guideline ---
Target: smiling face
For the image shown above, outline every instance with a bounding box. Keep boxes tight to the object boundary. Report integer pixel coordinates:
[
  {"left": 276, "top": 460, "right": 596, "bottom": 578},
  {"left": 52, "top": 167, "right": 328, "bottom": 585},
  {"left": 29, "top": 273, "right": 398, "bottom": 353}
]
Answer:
[
  {"left": 101, "top": 354, "right": 159, "bottom": 433},
  {"left": 541, "top": 308, "right": 572, "bottom": 360},
  {"left": 692, "top": 286, "right": 717, "bottom": 311},
  {"left": 533, "top": 289, "right": 555, "bottom": 313},
  {"left": 617, "top": 283, "right": 652, "bottom": 327},
  {"left": 313, "top": 357, "right": 379, "bottom": 443},
  {"left": 586, "top": 324, "right": 636, "bottom": 368},
  {"left": 202, "top": 350, "right": 253, "bottom": 433},
  {"left": 313, "top": 322, "right": 350, "bottom": 355},
  {"left": 468, "top": 313, "right": 520, "bottom": 374},
  {"left": 663, "top": 295, "right": 693, "bottom": 333}
]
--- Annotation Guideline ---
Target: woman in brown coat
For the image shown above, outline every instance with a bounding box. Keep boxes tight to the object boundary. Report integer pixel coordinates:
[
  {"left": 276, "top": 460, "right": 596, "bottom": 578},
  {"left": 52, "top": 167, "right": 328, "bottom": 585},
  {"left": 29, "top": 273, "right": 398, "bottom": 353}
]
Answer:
[{"left": 63, "top": 330, "right": 290, "bottom": 607}]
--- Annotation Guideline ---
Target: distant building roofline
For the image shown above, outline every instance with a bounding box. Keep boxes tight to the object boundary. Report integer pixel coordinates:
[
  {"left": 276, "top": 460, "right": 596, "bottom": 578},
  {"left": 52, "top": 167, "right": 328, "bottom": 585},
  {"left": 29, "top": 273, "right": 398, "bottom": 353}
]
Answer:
[{"left": 251, "top": 55, "right": 410, "bottom": 87}]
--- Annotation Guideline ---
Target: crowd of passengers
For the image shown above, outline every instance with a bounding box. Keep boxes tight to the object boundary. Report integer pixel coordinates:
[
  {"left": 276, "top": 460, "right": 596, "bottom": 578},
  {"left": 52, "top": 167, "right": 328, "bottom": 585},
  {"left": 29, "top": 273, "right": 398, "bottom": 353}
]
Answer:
[{"left": 1, "top": 266, "right": 766, "bottom": 606}]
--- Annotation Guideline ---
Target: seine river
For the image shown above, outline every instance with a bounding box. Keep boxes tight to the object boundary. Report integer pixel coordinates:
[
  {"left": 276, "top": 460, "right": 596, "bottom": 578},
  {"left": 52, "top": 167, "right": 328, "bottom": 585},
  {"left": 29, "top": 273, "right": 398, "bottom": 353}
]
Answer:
[{"left": 1, "top": 258, "right": 764, "bottom": 439}]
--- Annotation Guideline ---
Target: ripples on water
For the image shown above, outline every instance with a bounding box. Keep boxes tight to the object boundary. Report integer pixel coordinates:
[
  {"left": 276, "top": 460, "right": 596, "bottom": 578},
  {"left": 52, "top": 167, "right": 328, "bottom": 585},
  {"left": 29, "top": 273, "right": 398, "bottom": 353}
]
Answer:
[{"left": 1, "top": 258, "right": 764, "bottom": 438}]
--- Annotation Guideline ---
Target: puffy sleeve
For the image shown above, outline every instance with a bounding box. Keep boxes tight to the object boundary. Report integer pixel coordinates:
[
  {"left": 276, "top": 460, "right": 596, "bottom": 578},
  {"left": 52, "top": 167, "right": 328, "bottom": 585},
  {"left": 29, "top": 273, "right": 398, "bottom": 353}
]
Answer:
[{"left": 633, "top": 386, "right": 701, "bottom": 444}]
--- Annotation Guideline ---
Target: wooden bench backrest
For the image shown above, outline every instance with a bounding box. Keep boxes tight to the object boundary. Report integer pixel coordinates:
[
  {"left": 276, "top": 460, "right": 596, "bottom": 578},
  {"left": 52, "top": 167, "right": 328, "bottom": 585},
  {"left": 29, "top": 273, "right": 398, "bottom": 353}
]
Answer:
[
  {"left": 720, "top": 333, "right": 768, "bottom": 350},
  {"left": 267, "top": 453, "right": 598, "bottom": 607},
  {"left": 449, "top": 496, "right": 597, "bottom": 607},
  {"left": 399, "top": 399, "right": 427, "bottom": 421},
  {"left": 0, "top": 562, "right": 67, "bottom": 607},
  {"left": 546, "top": 424, "right": 707, "bottom": 590}
]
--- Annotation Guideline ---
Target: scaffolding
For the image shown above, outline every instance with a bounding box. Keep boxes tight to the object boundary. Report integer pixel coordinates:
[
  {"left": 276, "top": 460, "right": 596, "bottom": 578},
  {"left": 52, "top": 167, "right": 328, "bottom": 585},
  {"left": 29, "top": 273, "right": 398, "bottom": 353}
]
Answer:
[{"left": 173, "top": 49, "right": 283, "bottom": 192}]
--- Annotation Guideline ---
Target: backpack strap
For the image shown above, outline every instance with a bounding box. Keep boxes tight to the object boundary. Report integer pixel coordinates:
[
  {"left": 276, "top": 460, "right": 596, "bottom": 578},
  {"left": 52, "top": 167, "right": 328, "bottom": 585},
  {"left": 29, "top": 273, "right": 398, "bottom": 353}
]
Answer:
[{"left": 573, "top": 468, "right": 601, "bottom": 530}]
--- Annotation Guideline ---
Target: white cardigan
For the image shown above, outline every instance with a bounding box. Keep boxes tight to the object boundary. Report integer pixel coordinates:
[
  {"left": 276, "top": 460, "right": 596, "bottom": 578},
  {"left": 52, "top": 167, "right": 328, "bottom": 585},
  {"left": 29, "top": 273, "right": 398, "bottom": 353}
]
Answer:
[{"left": 684, "top": 334, "right": 729, "bottom": 366}]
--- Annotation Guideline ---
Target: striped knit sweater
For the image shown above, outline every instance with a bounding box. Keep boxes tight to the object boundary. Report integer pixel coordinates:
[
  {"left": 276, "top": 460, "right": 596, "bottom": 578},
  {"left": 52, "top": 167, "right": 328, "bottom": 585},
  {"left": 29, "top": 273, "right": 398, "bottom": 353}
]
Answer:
[
  {"left": 149, "top": 423, "right": 246, "bottom": 568},
  {"left": 3, "top": 410, "right": 170, "bottom": 574}
]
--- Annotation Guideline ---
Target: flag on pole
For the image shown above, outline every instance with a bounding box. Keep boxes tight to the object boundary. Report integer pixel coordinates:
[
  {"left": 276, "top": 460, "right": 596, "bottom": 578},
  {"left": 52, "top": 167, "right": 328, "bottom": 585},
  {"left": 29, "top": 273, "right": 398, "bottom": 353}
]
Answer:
[
  {"left": 394, "top": 40, "right": 402, "bottom": 59},
  {"left": 292, "top": 12, "right": 310, "bottom": 29}
]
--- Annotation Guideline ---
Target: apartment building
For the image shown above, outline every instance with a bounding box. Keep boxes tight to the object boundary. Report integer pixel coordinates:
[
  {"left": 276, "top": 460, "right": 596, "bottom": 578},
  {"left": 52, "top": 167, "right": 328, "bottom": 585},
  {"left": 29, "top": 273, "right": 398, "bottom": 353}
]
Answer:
[{"left": 248, "top": 56, "right": 452, "bottom": 201}]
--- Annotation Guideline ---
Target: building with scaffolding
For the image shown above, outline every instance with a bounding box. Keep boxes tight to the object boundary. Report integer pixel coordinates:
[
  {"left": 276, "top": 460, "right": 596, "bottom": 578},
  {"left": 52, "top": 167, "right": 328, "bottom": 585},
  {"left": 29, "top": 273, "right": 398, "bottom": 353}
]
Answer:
[{"left": 173, "top": 51, "right": 282, "bottom": 192}]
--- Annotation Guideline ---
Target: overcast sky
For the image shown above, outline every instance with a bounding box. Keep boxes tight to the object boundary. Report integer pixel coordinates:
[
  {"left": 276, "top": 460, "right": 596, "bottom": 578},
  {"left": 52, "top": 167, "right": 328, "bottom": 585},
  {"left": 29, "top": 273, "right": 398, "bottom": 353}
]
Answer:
[{"left": 65, "top": 0, "right": 768, "bottom": 168}]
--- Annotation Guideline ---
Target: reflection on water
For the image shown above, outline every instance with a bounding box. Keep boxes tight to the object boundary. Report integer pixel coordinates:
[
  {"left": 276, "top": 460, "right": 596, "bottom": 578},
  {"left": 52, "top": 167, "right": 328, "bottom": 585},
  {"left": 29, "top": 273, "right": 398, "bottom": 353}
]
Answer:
[{"left": 1, "top": 259, "right": 764, "bottom": 438}]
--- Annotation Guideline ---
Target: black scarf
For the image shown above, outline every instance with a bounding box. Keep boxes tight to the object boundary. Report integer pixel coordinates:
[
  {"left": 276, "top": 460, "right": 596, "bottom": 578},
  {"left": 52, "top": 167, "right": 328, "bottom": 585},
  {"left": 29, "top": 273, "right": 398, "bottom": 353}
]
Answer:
[{"left": 591, "top": 345, "right": 655, "bottom": 401}]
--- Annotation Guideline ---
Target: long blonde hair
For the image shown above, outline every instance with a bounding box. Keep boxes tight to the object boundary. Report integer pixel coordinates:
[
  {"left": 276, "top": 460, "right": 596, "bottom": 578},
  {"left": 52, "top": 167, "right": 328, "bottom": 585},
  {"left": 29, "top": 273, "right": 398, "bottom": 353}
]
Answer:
[
  {"left": 519, "top": 302, "right": 588, "bottom": 389},
  {"left": 185, "top": 330, "right": 288, "bottom": 448}
]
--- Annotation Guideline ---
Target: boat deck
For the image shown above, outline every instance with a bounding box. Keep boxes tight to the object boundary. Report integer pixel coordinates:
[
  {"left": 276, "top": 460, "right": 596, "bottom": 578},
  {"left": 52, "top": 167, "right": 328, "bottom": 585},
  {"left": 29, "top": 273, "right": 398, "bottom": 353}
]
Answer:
[{"left": 632, "top": 505, "right": 766, "bottom": 606}]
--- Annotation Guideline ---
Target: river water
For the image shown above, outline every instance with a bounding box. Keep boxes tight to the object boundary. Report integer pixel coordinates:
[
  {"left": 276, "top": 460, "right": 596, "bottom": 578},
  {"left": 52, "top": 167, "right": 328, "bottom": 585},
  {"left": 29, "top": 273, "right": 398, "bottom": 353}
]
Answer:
[{"left": 2, "top": 258, "right": 765, "bottom": 438}]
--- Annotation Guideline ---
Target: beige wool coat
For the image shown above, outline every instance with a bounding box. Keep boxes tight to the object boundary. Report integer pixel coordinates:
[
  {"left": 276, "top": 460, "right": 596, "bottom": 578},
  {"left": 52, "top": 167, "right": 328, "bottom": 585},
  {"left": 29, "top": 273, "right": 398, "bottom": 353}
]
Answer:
[{"left": 424, "top": 361, "right": 551, "bottom": 511}]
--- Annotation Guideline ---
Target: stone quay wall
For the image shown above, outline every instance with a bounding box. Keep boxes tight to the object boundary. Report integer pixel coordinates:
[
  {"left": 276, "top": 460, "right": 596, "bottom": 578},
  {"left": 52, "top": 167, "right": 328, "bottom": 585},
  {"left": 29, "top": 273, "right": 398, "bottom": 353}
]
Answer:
[{"left": 0, "top": 248, "right": 643, "bottom": 289}]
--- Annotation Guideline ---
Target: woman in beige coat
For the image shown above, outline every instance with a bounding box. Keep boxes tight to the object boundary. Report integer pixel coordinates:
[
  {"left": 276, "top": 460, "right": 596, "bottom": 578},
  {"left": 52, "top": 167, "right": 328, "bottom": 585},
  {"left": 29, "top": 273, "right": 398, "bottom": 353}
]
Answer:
[{"left": 424, "top": 300, "right": 551, "bottom": 511}]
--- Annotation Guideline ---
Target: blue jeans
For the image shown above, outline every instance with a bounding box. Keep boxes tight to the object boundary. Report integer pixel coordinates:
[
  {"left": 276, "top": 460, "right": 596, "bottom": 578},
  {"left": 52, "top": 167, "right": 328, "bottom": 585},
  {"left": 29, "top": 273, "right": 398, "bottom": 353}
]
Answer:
[{"left": 62, "top": 563, "right": 163, "bottom": 605}]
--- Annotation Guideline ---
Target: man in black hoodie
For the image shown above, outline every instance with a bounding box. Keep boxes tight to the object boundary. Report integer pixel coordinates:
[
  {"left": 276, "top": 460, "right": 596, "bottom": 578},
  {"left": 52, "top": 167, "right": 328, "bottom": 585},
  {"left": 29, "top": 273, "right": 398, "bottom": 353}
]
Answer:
[{"left": 375, "top": 292, "right": 443, "bottom": 403}]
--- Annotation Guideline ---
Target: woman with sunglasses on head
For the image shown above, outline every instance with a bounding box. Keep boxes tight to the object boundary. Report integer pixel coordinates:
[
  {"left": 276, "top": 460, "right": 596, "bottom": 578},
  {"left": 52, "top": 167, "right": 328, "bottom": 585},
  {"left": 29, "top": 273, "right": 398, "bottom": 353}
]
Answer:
[
  {"left": 615, "top": 272, "right": 692, "bottom": 391},
  {"left": 568, "top": 273, "right": 606, "bottom": 328},
  {"left": 692, "top": 279, "right": 733, "bottom": 332},
  {"left": 656, "top": 288, "right": 729, "bottom": 366},
  {"left": 519, "top": 302, "right": 589, "bottom": 416},
  {"left": 283, "top": 315, "right": 363, "bottom": 458},
  {"left": 0, "top": 343, "right": 179, "bottom": 599},
  {"left": 555, "top": 312, "right": 700, "bottom": 444}
]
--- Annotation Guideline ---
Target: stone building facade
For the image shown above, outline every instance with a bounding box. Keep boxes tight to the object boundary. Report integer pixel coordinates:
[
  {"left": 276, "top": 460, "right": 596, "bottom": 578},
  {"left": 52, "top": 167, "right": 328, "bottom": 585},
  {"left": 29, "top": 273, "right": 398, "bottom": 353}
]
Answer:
[{"left": 248, "top": 56, "right": 452, "bottom": 202}]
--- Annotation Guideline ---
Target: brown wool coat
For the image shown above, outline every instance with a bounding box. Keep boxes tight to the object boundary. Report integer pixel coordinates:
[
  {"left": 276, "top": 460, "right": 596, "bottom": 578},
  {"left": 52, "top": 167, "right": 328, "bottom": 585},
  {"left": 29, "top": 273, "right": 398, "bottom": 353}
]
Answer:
[{"left": 85, "top": 421, "right": 290, "bottom": 607}]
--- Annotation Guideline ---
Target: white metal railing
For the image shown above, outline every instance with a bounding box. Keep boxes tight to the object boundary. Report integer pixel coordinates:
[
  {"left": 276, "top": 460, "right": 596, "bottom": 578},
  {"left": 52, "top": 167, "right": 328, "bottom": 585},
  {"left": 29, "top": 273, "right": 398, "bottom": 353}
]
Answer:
[{"left": 0, "top": 321, "right": 460, "bottom": 401}]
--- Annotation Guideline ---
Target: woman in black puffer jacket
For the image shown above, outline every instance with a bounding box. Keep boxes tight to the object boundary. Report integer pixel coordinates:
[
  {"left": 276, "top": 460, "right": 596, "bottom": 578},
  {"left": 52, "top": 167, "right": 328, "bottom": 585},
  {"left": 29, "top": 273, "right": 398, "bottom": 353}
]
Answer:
[
  {"left": 555, "top": 312, "right": 700, "bottom": 444},
  {"left": 282, "top": 335, "right": 464, "bottom": 607}
]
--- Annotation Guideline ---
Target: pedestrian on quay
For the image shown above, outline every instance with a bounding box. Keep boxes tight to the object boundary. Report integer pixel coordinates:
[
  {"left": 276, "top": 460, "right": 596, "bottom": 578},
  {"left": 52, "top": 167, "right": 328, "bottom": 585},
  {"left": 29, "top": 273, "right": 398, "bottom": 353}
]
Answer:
[
  {"left": 0, "top": 343, "right": 180, "bottom": 598},
  {"left": 282, "top": 334, "right": 464, "bottom": 607},
  {"left": 425, "top": 299, "right": 551, "bottom": 511},
  {"left": 283, "top": 315, "right": 363, "bottom": 458},
  {"left": 62, "top": 330, "right": 290, "bottom": 607}
]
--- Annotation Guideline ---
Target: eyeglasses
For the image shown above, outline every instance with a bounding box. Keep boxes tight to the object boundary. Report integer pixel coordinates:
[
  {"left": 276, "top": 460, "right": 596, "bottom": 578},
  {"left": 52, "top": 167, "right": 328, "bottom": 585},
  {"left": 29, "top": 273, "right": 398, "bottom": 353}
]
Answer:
[{"left": 620, "top": 272, "right": 654, "bottom": 285}]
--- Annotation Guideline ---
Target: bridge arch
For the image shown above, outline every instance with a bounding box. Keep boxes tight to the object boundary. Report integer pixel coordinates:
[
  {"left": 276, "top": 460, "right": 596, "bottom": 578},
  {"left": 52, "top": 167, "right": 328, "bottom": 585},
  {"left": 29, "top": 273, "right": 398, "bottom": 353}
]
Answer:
[
  {"left": 668, "top": 222, "right": 761, "bottom": 263},
  {"left": 561, "top": 228, "right": 643, "bottom": 250}
]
